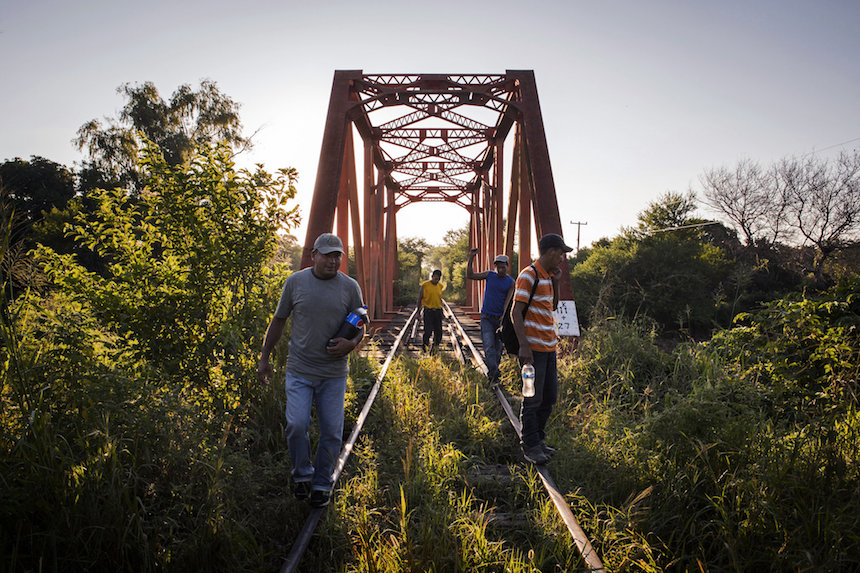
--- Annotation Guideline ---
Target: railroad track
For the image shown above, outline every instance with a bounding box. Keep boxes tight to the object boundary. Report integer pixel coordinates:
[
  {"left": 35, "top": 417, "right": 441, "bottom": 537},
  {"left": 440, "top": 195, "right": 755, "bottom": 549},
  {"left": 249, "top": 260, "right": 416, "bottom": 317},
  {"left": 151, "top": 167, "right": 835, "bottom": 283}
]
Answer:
[{"left": 279, "top": 304, "right": 605, "bottom": 573}]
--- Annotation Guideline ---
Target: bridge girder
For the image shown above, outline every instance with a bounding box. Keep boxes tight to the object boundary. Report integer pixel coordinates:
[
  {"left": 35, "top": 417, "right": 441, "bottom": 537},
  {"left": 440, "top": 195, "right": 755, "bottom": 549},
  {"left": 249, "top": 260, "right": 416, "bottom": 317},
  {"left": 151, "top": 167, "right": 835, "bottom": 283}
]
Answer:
[{"left": 302, "top": 70, "right": 573, "bottom": 320}]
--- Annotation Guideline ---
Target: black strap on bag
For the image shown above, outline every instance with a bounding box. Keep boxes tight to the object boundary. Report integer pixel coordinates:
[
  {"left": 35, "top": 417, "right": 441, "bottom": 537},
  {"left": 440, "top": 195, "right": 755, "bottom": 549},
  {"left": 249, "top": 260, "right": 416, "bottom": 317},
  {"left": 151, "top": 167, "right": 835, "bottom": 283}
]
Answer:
[{"left": 498, "top": 265, "right": 539, "bottom": 355}]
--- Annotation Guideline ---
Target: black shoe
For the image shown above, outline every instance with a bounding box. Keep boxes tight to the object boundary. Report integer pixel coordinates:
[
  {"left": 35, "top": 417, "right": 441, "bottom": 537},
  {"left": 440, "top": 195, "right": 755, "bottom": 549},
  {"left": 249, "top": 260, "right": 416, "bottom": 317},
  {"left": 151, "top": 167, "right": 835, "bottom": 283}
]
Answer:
[
  {"left": 541, "top": 442, "right": 557, "bottom": 457},
  {"left": 522, "top": 444, "right": 549, "bottom": 465},
  {"left": 293, "top": 481, "right": 310, "bottom": 500},
  {"left": 309, "top": 490, "right": 330, "bottom": 508}
]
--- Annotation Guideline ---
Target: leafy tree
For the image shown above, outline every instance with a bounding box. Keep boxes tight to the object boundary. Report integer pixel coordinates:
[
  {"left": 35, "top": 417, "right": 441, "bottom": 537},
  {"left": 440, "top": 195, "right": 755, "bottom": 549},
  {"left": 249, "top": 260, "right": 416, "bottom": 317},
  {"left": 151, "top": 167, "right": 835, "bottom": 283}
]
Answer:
[
  {"left": 427, "top": 226, "right": 469, "bottom": 304},
  {"left": 631, "top": 191, "right": 705, "bottom": 237},
  {"left": 573, "top": 193, "right": 731, "bottom": 335},
  {"left": 75, "top": 80, "right": 251, "bottom": 191},
  {"left": 0, "top": 158, "right": 77, "bottom": 293},
  {"left": 397, "top": 237, "right": 431, "bottom": 305},
  {"left": 0, "top": 156, "right": 76, "bottom": 238},
  {"left": 273, "top": 232, "right": 303, "bottom": 270},
  {"left": 36, "top": 139, "right": 298, "bottom": 390}
]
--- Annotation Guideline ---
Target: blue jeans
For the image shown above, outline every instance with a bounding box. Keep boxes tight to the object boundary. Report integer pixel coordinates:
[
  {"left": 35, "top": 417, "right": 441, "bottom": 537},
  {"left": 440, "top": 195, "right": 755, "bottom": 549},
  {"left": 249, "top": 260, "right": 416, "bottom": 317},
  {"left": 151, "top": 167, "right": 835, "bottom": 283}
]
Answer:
[
  {"left": 284, "top": 372, "right": 347, "bottom": 492},
  {"left": 519, "top": 351, "right": 558, "bottom": 448},
  {"left": 480, "top": 314, "right": 503, "bottom": 382}
]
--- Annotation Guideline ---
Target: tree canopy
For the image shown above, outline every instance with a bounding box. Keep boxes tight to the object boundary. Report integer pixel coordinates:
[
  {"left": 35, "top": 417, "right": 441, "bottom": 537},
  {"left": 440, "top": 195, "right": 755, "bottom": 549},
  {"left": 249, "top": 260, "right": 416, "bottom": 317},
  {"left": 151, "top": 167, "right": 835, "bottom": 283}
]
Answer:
[
  {"left": 573, "top": 192, "right": 731, "bottom": 335},
  {"left": 0, "top": 156, "right": 76, "bottom": 233},
  {"left": 396, "top": 237, "right": 432, "bottom": 305},
  {"left": 75, "top": 80, "right": 251, "bottom": 191},
  {"left": 37, "top": 139, "right": 298, "bottom": 381},
  {"left": 699, "top": 151, "right": 860, "bottom": 284},
  {"left": 427, "top": 226, "right": 470, "bottom": 304}
]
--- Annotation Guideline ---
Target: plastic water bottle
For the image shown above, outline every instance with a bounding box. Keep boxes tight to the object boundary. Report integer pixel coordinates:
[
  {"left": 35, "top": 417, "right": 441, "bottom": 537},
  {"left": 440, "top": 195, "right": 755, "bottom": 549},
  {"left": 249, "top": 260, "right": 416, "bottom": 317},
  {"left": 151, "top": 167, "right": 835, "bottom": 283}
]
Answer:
[
  {"left": 521, "top": 363, "right": 535, "bottom": 397},
  {"left": 328, "top": 305, "right": 368, "bottom": 347}
]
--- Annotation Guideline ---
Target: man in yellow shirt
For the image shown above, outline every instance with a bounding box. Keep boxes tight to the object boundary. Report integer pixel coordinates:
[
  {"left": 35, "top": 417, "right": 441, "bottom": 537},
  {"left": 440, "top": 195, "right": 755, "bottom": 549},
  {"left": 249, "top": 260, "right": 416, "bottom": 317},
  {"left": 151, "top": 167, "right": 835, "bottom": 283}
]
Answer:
[{"left": 417, "top": 269, "right": 445, "bottom": 352}]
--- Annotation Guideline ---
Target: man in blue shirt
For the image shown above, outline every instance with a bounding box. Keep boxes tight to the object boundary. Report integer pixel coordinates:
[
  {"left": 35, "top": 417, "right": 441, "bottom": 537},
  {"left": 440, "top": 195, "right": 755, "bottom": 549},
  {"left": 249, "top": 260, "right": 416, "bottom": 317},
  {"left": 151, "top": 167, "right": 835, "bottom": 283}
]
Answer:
[{"left": 467, "top": 248, "right": 515, "bottom": 386}]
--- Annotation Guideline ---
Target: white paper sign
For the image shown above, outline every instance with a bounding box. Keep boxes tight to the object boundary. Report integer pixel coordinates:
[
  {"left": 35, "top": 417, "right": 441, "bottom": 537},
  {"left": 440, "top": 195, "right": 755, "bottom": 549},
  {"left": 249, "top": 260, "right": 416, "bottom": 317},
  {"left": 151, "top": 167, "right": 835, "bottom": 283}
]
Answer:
[{"left": 554, "top": 300, "right": 580, "bottom": 337}]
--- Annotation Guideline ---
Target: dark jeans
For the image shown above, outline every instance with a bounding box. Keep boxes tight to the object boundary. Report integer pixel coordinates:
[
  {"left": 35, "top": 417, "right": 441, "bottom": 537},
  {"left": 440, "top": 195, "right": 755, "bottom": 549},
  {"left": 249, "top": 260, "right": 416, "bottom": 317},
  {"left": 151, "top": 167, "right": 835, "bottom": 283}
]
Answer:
[
  {"left": 422, "top": 307, "right": 443, "bottom": 351},
  {"left": 519, "top": 350, "right": 558, "bottom": 448}
]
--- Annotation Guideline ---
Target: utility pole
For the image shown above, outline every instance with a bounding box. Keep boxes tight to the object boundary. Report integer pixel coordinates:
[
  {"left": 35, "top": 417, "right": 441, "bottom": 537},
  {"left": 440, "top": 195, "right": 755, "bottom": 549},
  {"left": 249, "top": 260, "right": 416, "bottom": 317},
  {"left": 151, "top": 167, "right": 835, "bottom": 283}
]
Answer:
[{"left": 569, "top": 221, "right": 588, "bottom": 253}]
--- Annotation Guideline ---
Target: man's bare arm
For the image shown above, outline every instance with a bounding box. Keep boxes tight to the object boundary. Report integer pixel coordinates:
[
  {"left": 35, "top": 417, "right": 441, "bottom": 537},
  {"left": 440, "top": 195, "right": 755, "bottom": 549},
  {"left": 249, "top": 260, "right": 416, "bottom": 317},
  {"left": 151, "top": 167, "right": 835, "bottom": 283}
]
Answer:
[
  {"left": 257, "top": 316, "right": 287, "bottom": 383},
  {"left": 502, "top": 282, "right": 515, "bottom": 314},
  {"left": 511, "top": 300, "right": 533, "bottom": 364},
  {"left": 466, "top": 248, "right": 490, "bottom": 280},
  {"left": 551, "top": 267, "right": 561, "bottom": 310}
]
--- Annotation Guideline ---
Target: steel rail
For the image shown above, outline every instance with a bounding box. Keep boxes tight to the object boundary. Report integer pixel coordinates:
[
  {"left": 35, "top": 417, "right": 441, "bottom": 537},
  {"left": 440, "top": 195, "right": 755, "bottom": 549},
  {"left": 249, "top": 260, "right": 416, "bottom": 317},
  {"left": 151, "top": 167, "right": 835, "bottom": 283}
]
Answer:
[
  {"left": 441, "top": 302, "right": 606, "bottom": 572},
  {"left": 280, "top": 307, "right": 420, "bottom": 573},
  {"left": 446, "top": 312, "right": 465, "bottom": 363},
  {"left": 280, "top": 304, "right": 604, "bottom": 572},
  {"left": 409, "top": 309, "right": 421, "bottom": 346}
]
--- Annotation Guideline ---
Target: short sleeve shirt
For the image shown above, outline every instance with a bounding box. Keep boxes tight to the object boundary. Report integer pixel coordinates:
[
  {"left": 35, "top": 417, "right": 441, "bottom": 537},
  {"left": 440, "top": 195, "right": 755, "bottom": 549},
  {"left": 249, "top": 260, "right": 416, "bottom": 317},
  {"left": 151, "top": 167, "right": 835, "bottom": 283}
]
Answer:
[
  {"left": 420, "top": 280, "right": 445, "bottom": 309},
  {"left": 513, "top": 261, "right": 557, "bottom": 352},
  {"left": 481, "top": 271, "right": 515, "bottom": 316},
  {"left": 274, "top": 268, "right": 365, "bottom": 380}
]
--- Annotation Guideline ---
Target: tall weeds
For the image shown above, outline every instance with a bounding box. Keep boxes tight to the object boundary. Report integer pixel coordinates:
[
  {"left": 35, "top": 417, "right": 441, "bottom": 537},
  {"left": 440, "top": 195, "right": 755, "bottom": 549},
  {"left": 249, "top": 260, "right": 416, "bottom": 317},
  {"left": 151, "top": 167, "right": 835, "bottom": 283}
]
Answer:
[
  {"left": 551, "top": 291, "right": 860, "bottom": 571},
  {"left": 4, "top": 184, "right": 858, "bottom": 573}
]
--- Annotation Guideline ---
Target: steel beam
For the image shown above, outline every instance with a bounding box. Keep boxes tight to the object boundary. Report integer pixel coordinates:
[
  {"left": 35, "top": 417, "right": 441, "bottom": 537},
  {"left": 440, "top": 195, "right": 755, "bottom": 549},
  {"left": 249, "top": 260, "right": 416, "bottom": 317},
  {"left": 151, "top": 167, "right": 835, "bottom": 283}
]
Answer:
[
  {"left": 307, "top": 70, "right": 574, "bottom": 318},
  {"left": 302, "top": 70, "right": 362, "bottom": 268},
  {"left": 507, "top": 70, "right": 573, "bottom": 298},
  {"left": 337, "top": 140, "right": 350, "bottom": 274},
  {"left": 345, "top": 127, "right": 365, "bottom": 292}
]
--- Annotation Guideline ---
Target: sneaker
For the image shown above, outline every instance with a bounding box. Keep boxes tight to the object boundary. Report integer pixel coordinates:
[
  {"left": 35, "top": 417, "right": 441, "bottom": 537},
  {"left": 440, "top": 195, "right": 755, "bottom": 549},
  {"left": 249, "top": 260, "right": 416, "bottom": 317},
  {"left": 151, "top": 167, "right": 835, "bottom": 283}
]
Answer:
[
  {"left": 541, "top": 442, "right": 557, "bottom": 457},
  {"left": 309, "top": 489, "right": 330, "bottom": 508},
  {"left": 522, "top": 444, "right": 549, "bottom": 465},
  {"left": 293, "top": 481, "right": 310, "bottom": 500}
]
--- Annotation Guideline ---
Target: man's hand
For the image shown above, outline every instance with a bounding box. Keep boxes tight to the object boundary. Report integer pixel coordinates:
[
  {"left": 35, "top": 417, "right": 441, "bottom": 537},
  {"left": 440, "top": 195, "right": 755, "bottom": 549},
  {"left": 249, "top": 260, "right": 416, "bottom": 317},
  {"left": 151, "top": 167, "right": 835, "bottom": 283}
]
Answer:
[
  {"left": 468, "top": 247, "right": 478, "bottom": 258},
  {"left": 518, "top": 345, "right": 534, "bottom": 365},
  {"left": 257, "top": 357, "right": 273, "bottom": 385},
  {"left": 326, "top": 337, "right": 356, "bottom": 358}
]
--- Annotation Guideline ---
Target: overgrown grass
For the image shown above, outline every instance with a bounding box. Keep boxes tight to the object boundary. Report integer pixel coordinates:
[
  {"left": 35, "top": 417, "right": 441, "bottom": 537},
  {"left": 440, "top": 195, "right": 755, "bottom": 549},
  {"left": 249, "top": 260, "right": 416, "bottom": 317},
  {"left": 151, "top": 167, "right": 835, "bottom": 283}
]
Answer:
[
  {"left": 301, "top": 353, "right": 591, "bottom": 572},
  {"left": 551, "top": 290, "right": 860, "bottom": 571},
  {"left": 3, "top": 231, "right": 859, "bottom": 571}
]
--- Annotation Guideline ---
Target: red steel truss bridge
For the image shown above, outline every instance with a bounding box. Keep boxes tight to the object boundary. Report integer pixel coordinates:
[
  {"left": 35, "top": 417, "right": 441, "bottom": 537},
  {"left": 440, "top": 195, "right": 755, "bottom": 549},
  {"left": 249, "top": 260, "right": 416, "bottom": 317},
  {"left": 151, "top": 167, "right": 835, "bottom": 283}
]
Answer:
[{"left": 301, "top": 70, "right": 573, "bottom": 321}]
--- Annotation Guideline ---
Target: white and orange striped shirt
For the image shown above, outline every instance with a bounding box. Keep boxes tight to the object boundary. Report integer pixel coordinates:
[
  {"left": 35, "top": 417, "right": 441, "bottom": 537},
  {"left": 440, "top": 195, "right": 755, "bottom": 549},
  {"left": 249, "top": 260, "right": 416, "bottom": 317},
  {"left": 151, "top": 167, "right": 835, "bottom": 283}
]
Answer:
[{"left": 513, "top": 261, "right": 557, "bottom": 352}]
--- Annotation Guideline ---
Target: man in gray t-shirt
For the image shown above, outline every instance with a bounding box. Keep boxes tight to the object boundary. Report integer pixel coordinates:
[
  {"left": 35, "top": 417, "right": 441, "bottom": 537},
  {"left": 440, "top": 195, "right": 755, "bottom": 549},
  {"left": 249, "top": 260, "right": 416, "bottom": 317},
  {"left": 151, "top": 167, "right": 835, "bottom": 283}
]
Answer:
[{"left": 257, "top": 233, "right": 364, "bottom": 508}]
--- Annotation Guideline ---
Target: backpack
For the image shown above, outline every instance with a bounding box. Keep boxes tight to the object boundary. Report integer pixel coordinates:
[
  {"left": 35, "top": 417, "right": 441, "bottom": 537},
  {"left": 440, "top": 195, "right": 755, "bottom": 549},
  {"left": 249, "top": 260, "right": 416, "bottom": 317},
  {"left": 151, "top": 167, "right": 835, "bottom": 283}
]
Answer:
[{"left": 497, "top": 265, "right": 539, "bottom": 355}]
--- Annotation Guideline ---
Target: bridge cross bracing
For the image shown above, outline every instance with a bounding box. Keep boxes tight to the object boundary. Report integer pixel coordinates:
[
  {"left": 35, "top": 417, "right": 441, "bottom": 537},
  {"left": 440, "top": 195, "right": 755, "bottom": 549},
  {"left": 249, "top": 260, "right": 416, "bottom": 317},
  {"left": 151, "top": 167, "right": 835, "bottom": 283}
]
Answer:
[{"left": 302, "top": 70, "right": 573, "bottom": 320}]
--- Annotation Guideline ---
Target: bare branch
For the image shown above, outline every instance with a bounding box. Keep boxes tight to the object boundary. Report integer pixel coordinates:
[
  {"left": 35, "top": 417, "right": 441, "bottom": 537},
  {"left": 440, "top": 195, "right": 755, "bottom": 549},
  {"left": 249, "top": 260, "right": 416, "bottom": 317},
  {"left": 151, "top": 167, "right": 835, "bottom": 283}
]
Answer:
[{"left": 698, "top": 158, "right": 787, "bottom": 245}]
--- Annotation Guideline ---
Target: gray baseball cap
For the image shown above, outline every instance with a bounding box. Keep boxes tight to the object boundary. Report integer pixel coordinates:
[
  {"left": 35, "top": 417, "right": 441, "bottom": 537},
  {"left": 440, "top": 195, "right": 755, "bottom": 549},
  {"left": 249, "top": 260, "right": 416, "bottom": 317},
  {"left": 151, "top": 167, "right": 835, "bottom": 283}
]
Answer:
[
  {"left": 313, "top": 233, "right": 345, "bottom": 254},
  {"left": 493, "top": 254, "right": 509, "bottom": 264}
]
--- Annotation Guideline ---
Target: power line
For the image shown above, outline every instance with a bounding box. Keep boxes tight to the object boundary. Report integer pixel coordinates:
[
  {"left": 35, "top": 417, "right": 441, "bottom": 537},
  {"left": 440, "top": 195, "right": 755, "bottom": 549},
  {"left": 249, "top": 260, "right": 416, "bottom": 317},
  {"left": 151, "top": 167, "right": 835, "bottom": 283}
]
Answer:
[
  {"left": 652, "top": 221, "right": 721, "bottom": 233},
  {"left": 802, "top": 136, "right": 860, "bottom": 158}
]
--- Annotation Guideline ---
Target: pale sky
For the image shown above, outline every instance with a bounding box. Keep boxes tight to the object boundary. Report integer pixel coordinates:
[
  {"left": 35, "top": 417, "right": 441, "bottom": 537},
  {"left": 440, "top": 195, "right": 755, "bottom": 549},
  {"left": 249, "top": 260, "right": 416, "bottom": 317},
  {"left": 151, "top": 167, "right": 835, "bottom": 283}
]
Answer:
[{"left": 2, "top": 0, "right": 859, "bottom": 248}]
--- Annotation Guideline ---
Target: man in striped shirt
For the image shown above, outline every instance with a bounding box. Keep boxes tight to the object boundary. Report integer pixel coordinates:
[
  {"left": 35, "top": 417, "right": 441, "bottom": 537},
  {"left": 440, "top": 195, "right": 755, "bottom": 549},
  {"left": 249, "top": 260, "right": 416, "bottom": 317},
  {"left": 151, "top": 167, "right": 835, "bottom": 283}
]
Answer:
[{"left": 511, "top": 233, "right": 573, "bottom": 465}]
